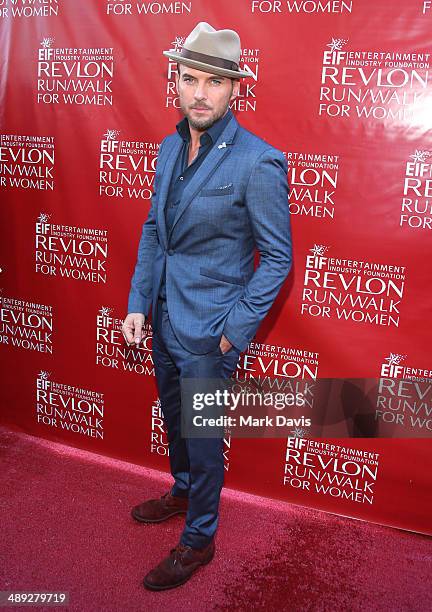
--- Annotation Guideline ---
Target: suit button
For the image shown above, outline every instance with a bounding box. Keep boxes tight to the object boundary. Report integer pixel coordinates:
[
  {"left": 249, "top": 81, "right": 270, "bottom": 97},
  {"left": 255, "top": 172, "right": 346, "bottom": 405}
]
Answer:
[{"left": 168, "top": 249, "right": 174, "bottom": 255}]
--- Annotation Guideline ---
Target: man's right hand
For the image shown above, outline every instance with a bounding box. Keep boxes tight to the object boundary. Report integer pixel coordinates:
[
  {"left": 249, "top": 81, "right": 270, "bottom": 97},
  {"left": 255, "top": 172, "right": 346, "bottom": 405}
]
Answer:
[{"left": 122, "top": 313, "right": 146, "bottom": 346}]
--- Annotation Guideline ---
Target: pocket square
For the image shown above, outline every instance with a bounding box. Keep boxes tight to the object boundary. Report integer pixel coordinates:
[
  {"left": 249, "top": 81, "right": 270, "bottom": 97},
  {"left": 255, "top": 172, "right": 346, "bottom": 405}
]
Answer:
[{"left": 200, "top": 182, "right": 235, "bottom": 197}]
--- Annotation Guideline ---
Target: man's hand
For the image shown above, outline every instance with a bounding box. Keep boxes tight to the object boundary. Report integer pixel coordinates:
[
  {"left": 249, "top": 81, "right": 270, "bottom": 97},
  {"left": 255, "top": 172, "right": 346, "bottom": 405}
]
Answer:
[
  {"left": 219, "top": 333, "right": 233, "bottom": 355},
  {"left": 122, "top": 313, "right": 146, "bottom": 346}
]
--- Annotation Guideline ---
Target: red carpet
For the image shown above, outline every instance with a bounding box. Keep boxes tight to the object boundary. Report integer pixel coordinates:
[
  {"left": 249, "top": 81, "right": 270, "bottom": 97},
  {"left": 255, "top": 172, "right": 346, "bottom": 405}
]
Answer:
[{"left": 1, "top": 425, "right": 431, "bottom": 611}]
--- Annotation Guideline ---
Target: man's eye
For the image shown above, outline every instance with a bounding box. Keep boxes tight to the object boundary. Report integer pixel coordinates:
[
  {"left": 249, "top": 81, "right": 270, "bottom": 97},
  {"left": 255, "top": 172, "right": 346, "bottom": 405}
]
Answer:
[{"left": 212, "top": 80, "right": 222, "bottom": 85}]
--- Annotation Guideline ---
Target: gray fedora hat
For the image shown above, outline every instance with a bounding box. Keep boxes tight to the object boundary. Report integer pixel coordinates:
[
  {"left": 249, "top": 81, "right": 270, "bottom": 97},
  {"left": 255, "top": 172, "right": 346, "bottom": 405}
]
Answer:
[{"left": 163, "top": 21, "right": 251, "bottom": 79}]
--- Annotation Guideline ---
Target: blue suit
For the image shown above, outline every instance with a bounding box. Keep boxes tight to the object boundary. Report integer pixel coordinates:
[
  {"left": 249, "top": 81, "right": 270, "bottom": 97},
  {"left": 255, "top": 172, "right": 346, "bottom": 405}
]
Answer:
[
  {"left": 127, "top": 111, "right": 292, "bottom": 548},
  {"left": 127, "top": 111, "right": 292, "bottom": 354}
]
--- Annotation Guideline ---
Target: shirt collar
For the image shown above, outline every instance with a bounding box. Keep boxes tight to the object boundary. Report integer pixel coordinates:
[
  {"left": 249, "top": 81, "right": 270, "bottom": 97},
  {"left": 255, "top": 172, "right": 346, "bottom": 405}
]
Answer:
[{"left": 176, "top": 108, "right": 233, "bottom": 146}]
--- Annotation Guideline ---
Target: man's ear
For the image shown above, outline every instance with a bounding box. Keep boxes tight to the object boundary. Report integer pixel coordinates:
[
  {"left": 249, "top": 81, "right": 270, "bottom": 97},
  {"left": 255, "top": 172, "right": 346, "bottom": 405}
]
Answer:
[{"left": 230, "top": 79, "right": 240, "bottom": 101}]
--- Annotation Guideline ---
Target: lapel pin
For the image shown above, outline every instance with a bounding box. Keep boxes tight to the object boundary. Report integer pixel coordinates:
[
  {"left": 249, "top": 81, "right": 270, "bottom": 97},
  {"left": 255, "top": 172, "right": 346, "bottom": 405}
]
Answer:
[{"left": 218, "top": 142, "right": 227, "bottom": 149}]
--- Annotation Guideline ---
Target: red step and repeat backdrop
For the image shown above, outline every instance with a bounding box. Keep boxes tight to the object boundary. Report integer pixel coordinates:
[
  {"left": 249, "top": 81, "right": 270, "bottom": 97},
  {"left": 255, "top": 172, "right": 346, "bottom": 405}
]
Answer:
[{"left": 1, "top": 0, "right": 431, "bottom": 535}]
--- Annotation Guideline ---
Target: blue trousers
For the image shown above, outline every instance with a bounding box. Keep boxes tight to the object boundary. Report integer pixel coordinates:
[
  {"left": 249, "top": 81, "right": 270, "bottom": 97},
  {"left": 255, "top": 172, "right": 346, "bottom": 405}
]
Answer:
[{"left": 152, "top": 297, "right": 241, "bottom": 549}]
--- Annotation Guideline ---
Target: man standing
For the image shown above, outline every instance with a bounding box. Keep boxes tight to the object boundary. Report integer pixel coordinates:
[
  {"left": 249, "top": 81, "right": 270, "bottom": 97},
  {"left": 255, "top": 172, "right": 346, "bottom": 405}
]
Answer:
[{"left": 122, "top": 22, "right": 292, "bottom": 590}]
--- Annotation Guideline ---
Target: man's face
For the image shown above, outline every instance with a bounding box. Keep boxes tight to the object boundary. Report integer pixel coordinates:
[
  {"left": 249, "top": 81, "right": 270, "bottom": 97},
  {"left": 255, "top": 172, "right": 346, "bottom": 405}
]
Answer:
[{"left": 175, "top": 64, "right": 239, "bottom": 131}]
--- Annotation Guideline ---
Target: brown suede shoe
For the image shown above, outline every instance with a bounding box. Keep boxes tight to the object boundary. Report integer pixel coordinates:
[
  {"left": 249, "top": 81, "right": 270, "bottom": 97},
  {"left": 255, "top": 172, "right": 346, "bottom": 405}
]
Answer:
[
  {"left": 143, "top": 540, "right": 215, "bottom": 590},
  {"left": 131, "top": 492, "right": 189, "bottom": 523}
]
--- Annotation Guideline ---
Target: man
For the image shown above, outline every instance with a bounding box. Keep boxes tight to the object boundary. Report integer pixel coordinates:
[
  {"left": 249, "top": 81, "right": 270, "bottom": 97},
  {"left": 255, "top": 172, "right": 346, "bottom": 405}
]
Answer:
[{"left": 122, "top": 21, "right": 292, "bottom": 590}]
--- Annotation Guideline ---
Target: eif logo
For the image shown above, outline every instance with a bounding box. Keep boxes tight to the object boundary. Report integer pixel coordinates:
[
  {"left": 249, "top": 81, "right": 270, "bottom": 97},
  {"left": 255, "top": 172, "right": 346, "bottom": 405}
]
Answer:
[{"left": 380, "top": 353, "right": 406, "bottom": 378}]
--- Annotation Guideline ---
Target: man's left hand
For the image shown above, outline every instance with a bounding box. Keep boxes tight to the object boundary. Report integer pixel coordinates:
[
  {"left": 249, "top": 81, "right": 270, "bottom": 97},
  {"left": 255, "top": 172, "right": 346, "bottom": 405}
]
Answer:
[{"left": 219, "top": 334, "right": 233, "bottom": 354}]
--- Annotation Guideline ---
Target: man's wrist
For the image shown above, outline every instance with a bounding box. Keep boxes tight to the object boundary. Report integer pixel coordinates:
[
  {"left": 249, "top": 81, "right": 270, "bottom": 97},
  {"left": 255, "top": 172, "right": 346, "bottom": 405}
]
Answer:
[
  {"left": 222, "top": 320, "right": 249, "bottom": 353},
  {"left": 127, "top": 294, "right": 152, "bottom": 317},
  {"left": 222, "top": 332, "right": 235, "bottom": 350}
]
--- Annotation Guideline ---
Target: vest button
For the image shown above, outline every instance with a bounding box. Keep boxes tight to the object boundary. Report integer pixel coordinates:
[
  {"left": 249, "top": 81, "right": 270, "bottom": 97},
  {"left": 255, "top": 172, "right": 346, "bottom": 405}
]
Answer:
[{"left": 168, "top": 249, "right": 174, "bottom": 255}]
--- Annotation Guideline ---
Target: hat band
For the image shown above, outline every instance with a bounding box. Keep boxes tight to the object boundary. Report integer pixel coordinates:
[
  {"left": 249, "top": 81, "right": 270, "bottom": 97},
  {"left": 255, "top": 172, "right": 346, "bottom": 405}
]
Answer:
[{"left": 180, "top": 47, "right": 239, "bottom": 72}]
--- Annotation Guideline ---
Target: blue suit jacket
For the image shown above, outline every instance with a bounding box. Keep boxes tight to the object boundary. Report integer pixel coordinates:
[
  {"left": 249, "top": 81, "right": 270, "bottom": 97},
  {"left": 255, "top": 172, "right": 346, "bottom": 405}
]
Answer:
[{"left": 127, "top": 112, "right": 292, "bottom": 354}]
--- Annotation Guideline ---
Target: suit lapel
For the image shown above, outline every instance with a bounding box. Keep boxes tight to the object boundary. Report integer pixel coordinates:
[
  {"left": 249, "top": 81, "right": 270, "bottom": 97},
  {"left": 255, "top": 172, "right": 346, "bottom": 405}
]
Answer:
[{"left": 157, "top": 138, "right": 182, "bottom": 249}]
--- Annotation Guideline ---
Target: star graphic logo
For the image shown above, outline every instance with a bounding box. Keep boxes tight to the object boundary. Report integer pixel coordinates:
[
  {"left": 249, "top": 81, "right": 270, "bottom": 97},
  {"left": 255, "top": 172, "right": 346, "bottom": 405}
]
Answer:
[
  {"left": 41, "top": 37, "right": 54, "bottom": 49},
  {"left": 290, "top": 427, "right": 309, "bottom": 438},
  {"left": 384, "top": 353, "right": 406, "bottom": 367},
  {"left": 38, "top": 212, "right": 50, "bottom": 223},
  {"left": 409, "top": 150, "right": 431, "bottom": 163},
  {"left": 309, "top": 244, "right": 330, "bottom": 257},
  {"left": 170, "top": 36, "right": 185, "bottom": 52},
  {"left": 326, "top": 38, "right": 348, "bottom": 52},
  {"left": 99, "top": 306, "right": 113, "bottom": 316},
  {"left": 103, "top": 129, "right": 120, "bottom": 141}
]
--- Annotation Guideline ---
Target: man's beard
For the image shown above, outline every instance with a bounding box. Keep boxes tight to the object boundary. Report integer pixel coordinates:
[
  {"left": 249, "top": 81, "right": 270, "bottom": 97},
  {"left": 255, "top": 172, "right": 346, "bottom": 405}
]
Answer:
[
  {"left": 186, "top": 107, "right": 227, "bottom": 131},
  {"left": 188, "top": 114, "right": 217, "bottom": 131}
]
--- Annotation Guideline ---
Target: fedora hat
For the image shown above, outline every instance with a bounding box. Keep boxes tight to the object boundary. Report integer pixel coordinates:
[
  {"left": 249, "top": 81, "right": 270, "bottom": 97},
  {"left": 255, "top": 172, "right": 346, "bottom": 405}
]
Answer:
[{"left": 163, "top": 21, "right": 251, "bottom": 79}]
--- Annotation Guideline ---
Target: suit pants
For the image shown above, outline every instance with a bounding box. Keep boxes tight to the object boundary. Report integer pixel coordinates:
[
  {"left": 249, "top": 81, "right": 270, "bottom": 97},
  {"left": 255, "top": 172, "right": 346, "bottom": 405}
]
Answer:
[{"left": 152, "top": 297, "right": 241, "bottom": 549}]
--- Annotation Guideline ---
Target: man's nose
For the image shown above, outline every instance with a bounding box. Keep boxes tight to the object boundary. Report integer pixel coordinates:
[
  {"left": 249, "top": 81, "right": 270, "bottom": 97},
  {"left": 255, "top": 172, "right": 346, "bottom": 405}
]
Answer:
[{"left": 194, "top": 84, "right": 207, "bottom": 100}]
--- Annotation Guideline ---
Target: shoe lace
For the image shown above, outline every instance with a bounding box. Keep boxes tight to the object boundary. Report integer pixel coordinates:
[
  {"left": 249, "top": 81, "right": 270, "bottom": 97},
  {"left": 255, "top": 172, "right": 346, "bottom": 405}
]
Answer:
[{"left": 170, "top": 543, "right": 190, "bottom": 565}]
